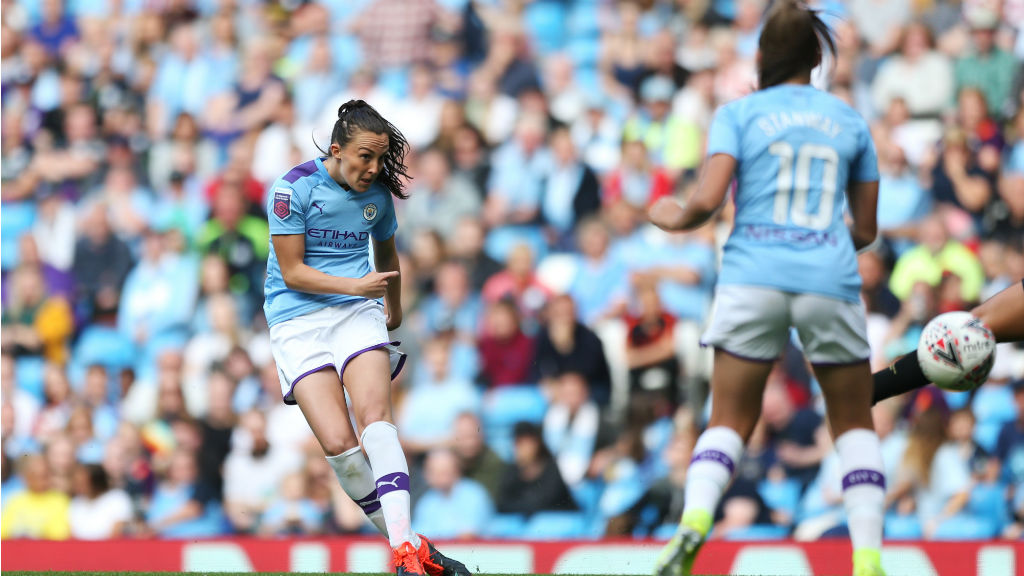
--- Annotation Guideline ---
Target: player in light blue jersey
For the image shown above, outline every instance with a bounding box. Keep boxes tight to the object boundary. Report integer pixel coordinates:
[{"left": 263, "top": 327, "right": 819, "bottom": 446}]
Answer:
[
  {"left": 265, "top": 100, "right": 468, "bottom": 576},
  {"left": 649, "top": 3, "right": 886, "bottom": 576}
]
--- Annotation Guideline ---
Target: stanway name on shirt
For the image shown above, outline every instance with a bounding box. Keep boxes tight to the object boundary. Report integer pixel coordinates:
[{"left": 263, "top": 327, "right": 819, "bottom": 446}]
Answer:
[
  {"left": 739, "top": 223, "right": 839, "bottom": 246},
  {"left": 757, "top": 111, "right": 842, "bottom": 139}
]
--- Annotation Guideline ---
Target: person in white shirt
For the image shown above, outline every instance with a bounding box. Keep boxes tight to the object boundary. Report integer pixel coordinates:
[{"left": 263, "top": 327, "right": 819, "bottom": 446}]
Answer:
[{"left": 69, "top": 464, "right": 134, "bottom": 539}]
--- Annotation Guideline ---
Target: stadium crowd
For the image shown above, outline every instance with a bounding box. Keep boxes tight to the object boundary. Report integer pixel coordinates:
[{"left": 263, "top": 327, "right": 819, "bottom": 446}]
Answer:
[{"left": 1, "top": 0, "right": 1024, "bottom": 544}]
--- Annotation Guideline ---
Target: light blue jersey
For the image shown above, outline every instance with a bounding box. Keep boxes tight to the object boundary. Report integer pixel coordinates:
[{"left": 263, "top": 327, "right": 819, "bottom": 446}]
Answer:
[
  {"left": 264, "top": 158, "right": 397, "bottom": 327},
  {"left": 708, "top": 84, "right": 878, "bottom": 303}
]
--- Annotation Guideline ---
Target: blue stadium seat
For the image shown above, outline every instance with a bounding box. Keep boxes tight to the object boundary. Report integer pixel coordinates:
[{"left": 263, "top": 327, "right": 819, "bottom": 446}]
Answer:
[
  {"left": 653, "top": 523, "right": 679, "bottom": 541},
  {"left": 884, "top": 514, "right": 922, "bottom": 540},
  {"left": 481, "top": 385, "right": 548, "bottom": 461},
  {"left": 758, "top": 478, "right": 802, "bottom": 520},
  {"left": 1, "top": 201, "right": 36, "bottom": 271},
  {"left": 523, "top": 511, "right": 589, "bottom": 540},
  {"left": 484, "top": 514, "right": 527, "bottom": 539},
  {"left": 567, "top": 4, "right": 601, "bottom": 39},
  {"left": 484, "top": 226, "right": 548, "bottom": 264},
  {"left": 571, "top": 480, "right": 605, "bottom": 520},
  {"left": 15, "top": 356, "right": 47, "bottom": 401},
  {"left": 933, "top": 514, "right": 999, "bottom": 540},
  {"left": 722, "top": 524, "right": 790, "bottom": 541},
  {"left": 968, "top": 482, "right": 1009, "bottom": 529},
  {"left": 972, "top": 385, "right": 1018, "bottom": 452},
  {"left": 523, "top": 0, "right": 567, "bottom": 56}
]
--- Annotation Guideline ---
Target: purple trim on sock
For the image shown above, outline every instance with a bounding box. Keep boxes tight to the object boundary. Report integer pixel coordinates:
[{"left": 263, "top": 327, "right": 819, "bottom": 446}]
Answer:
[
  {"left": 690, "top": 449, "right": 735, "bottom": 474},
  {"left": 339, "top": 341, "right": 404, "bottom": 380},
  {"left": 361, "top": 500, "right": 382, "bottom": 514},
  {"left": 282, "top": 363, "right": 336, "bottom": 405},
  {"left": 354, "top": 490, "right": 380, "bottom": 505},
  {"left": 375, "top": 472, "right": 410, "bottom": 496},
  {"left": 842, "top": 469, "right": 886, "bottom": 491}
]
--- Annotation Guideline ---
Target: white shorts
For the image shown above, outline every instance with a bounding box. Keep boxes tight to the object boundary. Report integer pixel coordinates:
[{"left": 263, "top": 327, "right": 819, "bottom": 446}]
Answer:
[
  {"left": 269, "top": 300, "right": 406, "bottom": 405},
  {"left": 701, "top": 285, "right": 870, "bottom": 365}
]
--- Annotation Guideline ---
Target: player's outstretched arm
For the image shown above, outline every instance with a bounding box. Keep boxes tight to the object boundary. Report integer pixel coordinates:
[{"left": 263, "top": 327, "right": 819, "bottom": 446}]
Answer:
[
  {"left": 272, "top": 233, "right": 397, "bottom": 299},
  {"left": 847, "top": 180, "right": 879, "bottom": 251},
  {"left": 649, "top": 153, "right": 735, "bottom": 232}
]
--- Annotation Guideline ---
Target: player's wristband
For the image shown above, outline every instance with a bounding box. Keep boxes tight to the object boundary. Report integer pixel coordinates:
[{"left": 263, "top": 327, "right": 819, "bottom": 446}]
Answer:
[{"left": 857, "top": 235, "right": 882, "bottom": 255}]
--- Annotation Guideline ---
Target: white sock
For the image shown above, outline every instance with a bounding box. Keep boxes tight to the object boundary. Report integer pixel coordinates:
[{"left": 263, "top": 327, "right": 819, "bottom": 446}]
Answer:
[
  {"left": 836, "top": 428, "right": 885, "bottom": 551},
  {"left": 325, "top": 446, "right": 390, "bottom": 538},
  {"left": 683, "top": 426, "right": 744, "bottom": 520},
  {"left": 360, "top": 421, "right": 420, "bottom": 549}
]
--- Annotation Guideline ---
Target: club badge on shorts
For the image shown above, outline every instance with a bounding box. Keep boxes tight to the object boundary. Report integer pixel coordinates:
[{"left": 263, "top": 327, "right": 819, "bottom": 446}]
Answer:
[
  {"left": 363, "top": 203, "right": 378, "bottom": 222},
  {"left": 273, "top": 188, "right": 292, "bottom": 219}
]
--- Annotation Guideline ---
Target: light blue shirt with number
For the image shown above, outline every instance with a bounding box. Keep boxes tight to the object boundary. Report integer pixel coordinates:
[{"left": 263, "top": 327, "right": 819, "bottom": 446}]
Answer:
[
  {"left": 708, "top": 84, "right": 878, "bottom": 303},
  {"left": 263, "top": 157, "right": 397, "bottom": 327}
]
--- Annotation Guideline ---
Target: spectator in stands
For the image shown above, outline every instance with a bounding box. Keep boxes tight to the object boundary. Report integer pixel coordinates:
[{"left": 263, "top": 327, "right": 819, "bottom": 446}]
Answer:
[
  {"left": 447, "top": 218, "right": 502, "bottom": 293},
  {"left": 413, "top": 448, "right": 494, "bottom": 539},
  {"left": 623, "top": 75, "right": 701, "bottom": 177},
  {"left": 399, "top": 337, "right": 481, "bottom": 457},
  {"left": 197, "top": 369, "right": 236, "bottom": 504},
  {"left": 197, "top": 182, "right": 268, "bottom": 307},
  {"left": 539, "top": 125, "right": 602, "bottom": 246},
  {"left": 1, "top": 265, "right": 73, "bottom": 364},
  {"left": 568, "top": 218, "right": 628, "bottom": 325},
  {"left": 400, "top": 147, "right": 481, "bottom": 243},
  {"left": 484, "top": 112, "right": 549, "bottom": 229},
  {"left": 604, "top": 139, "right": 674, "bottom": 212},
  {"left": 145, "top": 448, "right": 222, "bottom": 538},
  {"left": 761, "top": 372, "right": 828, "bottom": 490},
  {"left": 624, "top": 281, "right": 680, "bottom": 406},
  {"left": 259, "top": 472, "right": 325, "bottom": 536},
  {"left": 451, "top": 412, "right": 505, "bottom": 502},
  {"left": 419, "top": 260, "right": 483, "bottom": 339},
  {"left": 948, "top": 408, "right": 998, "bottom": 483},
  {"left": 534, "top": 294, "right": 611, "bottom": 403},
  {"left": 0, "top": 454, "right": 69, "bottom": 540},
  {"left": 481, "top": 243, "right": 550, "bottom": 327},
  {"left": 889, "top": 213, "right": 985, "bottom": 304},
  {"left": 68, "top": 463, "right": 133, "bottom": 539},
  {"left": 871, "top": 22, "right": 952, "bottom": 120},
  {"left": 995, "top": 380, "right": 1024, "bottom": 494},
  {"left": 223, "top": 409, "right": 302, "bottom": 533},
  {"left": 497, "top": 422, "right": 577, "bottom": 516},
  {"left": 543, "top": 372, "right": 599, "bottom": 487},
  {"left": 71, "top": 202, "right": 133, "bottom": 321},
  {"left": 478, "top": 298, "right": 535, "bottom": 388},
  {"left": 955, "top": 8, "right": 1016, "bottom": 119},
  {"left": 33, "top": 365, "right": 73, "bottom": 444},
  {"left": 887, "top": 407, "right": 973, "bottom": 539}
]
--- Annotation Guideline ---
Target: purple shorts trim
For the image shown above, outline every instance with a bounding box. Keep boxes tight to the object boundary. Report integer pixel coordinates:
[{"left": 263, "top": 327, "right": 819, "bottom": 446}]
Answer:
[
  {"left": 842, "top": 469, "right": 886, "bottom": 490},
  {"left": 282, "top": 363, "right": 336, "bottom": 405},
  {"left": 710, "top": 345, "right": 778, "bottom": 364},
  {"left": 339, "top": 340, "right": 406, "bottom": 380},
  {"left": 690, "top": 449, "right": 736, "bottom": 474},
  {"left": 809, "top": 357, "right": 871, "bottom": 368}
]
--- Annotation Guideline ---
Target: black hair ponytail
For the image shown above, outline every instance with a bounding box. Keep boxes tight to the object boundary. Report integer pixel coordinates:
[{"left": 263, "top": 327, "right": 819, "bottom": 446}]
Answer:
[
  {"left": 319, "top": 99, "right": 412, "bottom": 199},
  {"left": 757, "top": 0, "right": 836, "bottom": 90}
]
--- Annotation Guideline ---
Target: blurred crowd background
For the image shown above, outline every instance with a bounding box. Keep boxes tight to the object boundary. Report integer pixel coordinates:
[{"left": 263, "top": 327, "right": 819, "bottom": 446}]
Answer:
[{"left": 2, "top": 0, "right": 1024, "bottom": 544}]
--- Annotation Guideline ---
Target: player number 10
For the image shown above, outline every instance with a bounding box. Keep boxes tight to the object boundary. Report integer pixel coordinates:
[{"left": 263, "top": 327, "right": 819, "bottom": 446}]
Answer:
[{"left": 768, "top": 142, "right": 839, "bottom": 231}]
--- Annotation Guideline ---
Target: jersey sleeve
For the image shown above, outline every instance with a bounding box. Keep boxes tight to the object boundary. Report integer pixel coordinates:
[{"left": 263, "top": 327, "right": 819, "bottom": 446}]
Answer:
[
  {"left": 850, "top": 120, "right": 880, "bottom": 183},
  {"left": 372, "top": 192, "right": 398, "bottom": 241},
  {"left": 267, "top": 181, "right": 309, "bottom": 235},
  {"left": 706, "top": 104, "right": 741, "bottom": 158}
]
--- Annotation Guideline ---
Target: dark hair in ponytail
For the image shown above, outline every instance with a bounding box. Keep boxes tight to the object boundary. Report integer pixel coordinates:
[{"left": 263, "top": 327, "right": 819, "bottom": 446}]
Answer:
[
  {"left": 758, "top": 0, "right": 835, "bottom": 90},
  {"left": 320, "top": 99, "right": 411, "bottom": 199}
]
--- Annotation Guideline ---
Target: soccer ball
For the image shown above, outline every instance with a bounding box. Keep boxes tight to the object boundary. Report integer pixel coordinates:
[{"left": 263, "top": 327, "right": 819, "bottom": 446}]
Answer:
[{"left": 917, "top": 311, "right": 996, "bottom": 392}]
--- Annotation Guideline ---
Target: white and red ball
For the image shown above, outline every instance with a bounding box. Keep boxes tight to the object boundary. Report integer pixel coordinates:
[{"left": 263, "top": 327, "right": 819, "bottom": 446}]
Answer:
[{"left": 917, "top": 311, "right": 996, "bottom": 392}]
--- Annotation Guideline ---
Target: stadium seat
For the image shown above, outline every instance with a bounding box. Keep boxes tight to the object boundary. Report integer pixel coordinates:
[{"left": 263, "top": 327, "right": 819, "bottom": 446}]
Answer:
[
  {"left": 1, "top": 201, "right": 36, "bottom": 271},
  {"left": 567, "top": 4, "right": 601, "bottom": 38},
  {"left": 523, "top": 511, "right": 590, "bottom": 540},
  {"left": 884, "top": 514, "right": 922, "bottom": 540},
  {"left": 481, "top": 385, "right": 548, "bottom": 461},
  {"left": 758, "top": 478, "right": 802, "bottom": 521},
  {"left": 523, "top": 0, "right": 567, "bottom": 56},
  {"left": 484, "top": 226, "right": 547, "bottom": 264},
  {"left": 722, "top": 524, "right": 790, "bottom": 541},
  {"left": 932, "top": 514, "right": 999, "bottom": 540},
  {"left": 653, "top": 523, "right": 679, "bottom": 541},
  {"left": 15, "top": 356, "right": 47, "bottom": 401},
  {"left": 967, "top": 483, "right": 1009, "bottom": 530},
  {"left": 971, "top": 384, "right": 1018, "bottom": 452},
  {"left": 484, "top": 514, "right": 527, "bottom": 539}
]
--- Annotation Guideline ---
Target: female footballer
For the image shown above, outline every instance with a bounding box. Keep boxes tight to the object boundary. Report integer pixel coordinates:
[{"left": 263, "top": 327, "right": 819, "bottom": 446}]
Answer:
[
  {"left": 648, "top": 3, "right": 886, "bottom": 576},
  {"left": 265, "top": 100, "right": 468, "bottom": 576}
]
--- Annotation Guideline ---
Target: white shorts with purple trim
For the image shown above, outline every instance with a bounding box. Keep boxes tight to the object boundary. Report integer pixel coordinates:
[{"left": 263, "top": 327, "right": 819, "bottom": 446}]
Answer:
[
  {"left": 269, "top": 299, "right": 406, "bottom": 405},
  {"left": 701, "top": 284, "right": 870, "bottom": 365}
]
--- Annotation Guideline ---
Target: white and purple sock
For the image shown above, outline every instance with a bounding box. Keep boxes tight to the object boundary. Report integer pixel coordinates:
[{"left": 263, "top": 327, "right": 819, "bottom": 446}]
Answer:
[
  {"left": 325, "top": 446, "right": 390, "bottom": 537},
  {"left": 360, "top": 421, "right": 420, "bottom": 549},
  {"left": 836, "top": 428, "right": 885, "bottom": 551},
  {"left": 683, "top": 426, "right": 744, "bottom": 520}
]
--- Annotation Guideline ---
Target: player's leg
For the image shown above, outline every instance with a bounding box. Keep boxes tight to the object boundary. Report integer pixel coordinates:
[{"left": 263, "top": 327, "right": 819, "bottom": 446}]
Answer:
[
  {"left": 797, "top": 295, "right": 885, "bottom": 576},
  {"left": 655, "top": 286, "right": 786, "bottom": 576},
  {"left": 290, "top": 368, "right": 390, "bottom": 537},
  {"left": 343, "top": 348, "right": 419, "bottom": 550},
  {"left": 872, "top": 280, "right": 1024, "bottom": 404}
]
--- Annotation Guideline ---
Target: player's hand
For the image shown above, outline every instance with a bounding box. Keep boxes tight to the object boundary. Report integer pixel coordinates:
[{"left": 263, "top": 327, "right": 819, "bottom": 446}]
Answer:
[
  {"left": 648, "top": 197, "right": 685, "bottom": 231},
  {"left": 352, "top": 271, "right": 399, "bottom": 299}
]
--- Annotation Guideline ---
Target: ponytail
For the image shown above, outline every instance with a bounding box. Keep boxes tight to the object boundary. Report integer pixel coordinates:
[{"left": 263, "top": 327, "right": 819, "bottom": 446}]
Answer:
[
  {"left": 757, "top": 0, "right": 835, "bottom": 89},
  {"left": 318, "top": 99, "right": 412, "bottom": 199}
]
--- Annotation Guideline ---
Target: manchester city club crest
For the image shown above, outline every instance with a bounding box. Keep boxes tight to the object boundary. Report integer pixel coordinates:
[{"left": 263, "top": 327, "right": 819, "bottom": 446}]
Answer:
[{"left": 363, "top": 203, "right": 378, "bottom": 222}]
